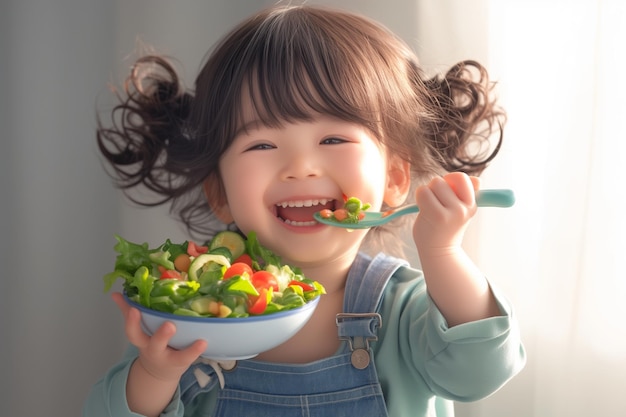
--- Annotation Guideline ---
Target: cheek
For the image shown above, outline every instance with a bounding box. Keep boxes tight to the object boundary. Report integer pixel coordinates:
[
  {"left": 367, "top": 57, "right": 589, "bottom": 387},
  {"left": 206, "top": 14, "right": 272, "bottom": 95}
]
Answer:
[
  {"left": 344, "top": 144, "right": 388, "bottom": 209},
  {"left": 361, "top": 147, "right": 388, "bottom": 186},
  {"left": 219, "top": 157, "right": 271, "bottom": 225},
  {"left": 222, "top": 169, "right": 260, "bottom": 207}
]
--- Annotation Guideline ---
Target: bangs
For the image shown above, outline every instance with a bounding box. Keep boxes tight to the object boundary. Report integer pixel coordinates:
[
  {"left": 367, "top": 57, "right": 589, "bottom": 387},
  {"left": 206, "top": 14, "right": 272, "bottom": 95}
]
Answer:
[
  {"left": 192, "top": 5, "right": 423, "bottom": 160},
  {"left": 228, "top": 7, "right": 406, "bottom": 138}
]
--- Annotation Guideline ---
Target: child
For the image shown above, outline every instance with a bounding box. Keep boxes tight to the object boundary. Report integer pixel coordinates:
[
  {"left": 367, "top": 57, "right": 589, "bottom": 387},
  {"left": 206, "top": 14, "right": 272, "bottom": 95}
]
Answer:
[{"left": 84, "top": 5, "right": 525, "bottom": 417}]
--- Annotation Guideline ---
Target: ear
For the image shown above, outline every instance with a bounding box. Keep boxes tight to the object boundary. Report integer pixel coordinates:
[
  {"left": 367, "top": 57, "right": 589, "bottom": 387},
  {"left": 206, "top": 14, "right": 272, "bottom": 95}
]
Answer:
[
  {"left": 202, "top": 173, "right": 235, "bottom": 224},
  {"left": 383, "top": 156, "right": 411, "bottom": 207}
]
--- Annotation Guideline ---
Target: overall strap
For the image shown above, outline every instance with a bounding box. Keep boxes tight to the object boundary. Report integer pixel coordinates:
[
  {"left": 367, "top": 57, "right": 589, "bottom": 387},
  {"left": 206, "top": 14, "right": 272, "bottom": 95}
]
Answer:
[
  {"left": 337, "top": 252, "right": 408, "bottom": 369},
  {"left": 343, "top": 252, "right": 408, "bottom": 314}
]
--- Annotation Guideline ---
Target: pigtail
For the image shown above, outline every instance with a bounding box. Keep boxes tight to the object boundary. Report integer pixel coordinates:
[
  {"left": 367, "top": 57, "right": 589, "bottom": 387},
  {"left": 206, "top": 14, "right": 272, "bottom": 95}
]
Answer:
[
  {"left": 422, "top": 60, "right": 505, "bottom": 176},
  {"left": 97, "top": 55, "right": 195, "bottom": 205}
]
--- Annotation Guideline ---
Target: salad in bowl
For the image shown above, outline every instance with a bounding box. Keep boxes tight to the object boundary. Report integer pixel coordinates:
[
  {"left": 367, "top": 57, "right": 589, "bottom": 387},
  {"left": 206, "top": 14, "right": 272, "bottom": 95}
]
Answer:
[{"left": 103, "top": 231, "right": 325, "bottom": 359}]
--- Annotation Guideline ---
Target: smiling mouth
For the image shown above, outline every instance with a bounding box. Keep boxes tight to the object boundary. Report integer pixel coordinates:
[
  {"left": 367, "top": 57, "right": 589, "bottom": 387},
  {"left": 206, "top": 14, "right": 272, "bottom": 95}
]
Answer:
[{"left": 275, "top": 199, "right": 335, "bottom": 226}]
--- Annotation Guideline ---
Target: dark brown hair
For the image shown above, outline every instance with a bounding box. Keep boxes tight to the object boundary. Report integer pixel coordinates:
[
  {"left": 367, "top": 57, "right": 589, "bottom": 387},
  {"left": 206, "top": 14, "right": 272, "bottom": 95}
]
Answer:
[{"left": 97, "top": 5, "right": 504, "bottom": 240}]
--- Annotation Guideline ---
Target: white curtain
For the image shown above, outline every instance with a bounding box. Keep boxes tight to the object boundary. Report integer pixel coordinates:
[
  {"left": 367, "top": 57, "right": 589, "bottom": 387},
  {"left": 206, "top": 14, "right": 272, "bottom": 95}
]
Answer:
[{"left": 456, "top": 1, "right": 626, "bottom": 415}]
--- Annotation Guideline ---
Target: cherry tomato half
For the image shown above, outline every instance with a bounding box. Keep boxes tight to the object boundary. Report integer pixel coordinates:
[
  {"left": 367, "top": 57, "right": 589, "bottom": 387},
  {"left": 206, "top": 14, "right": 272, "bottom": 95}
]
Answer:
[
  {"left": 251, "top": 270, "right": 279, "bottom": 292},
  {"left": 233, "top": 253, "right": 254, "bottom": 268},
  {"left": 187, "top": 241, "right": 209, "bottom": 257},
  {"left": 223, "top": 262, "right": 253, "bottom": 280},
  {"left": 160, "top": 269, "right": 182, "bottom": 280},
  {"left": 248, "top": 288, "right": 269, "bottom": 315}
]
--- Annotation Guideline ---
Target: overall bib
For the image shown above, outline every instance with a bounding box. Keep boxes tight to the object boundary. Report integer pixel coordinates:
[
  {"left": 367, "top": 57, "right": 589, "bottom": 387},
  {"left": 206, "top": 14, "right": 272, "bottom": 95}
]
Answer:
[{"left": 179, "top": 253, "right": 408, "bottom": 417}]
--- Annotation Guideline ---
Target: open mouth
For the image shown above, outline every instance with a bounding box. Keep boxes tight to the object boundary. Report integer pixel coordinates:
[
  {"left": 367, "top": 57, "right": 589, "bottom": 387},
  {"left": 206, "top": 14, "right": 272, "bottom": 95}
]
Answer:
[{"left": 275, "top": 199, "right": 335, "bottom": 226}]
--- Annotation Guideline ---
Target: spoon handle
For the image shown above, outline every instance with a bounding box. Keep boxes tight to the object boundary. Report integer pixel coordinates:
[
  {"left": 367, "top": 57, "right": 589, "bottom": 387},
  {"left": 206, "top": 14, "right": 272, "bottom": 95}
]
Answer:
[
  {"left": 390, "top": 189, "right": 515, "bottom": 217},
  {"left": 476, "top": 189, "right": 516, "bottom": 207}
]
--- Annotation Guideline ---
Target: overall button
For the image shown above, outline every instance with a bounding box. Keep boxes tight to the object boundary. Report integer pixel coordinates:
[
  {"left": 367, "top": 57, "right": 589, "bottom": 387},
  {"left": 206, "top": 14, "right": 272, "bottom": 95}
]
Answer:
[{"left": 351, "top": 349, "right": 370, "bottom": 369}]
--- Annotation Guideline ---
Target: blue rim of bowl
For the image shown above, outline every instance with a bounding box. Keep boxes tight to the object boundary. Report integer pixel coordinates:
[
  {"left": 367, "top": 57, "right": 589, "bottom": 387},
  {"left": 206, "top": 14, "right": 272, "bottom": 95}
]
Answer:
[{"left": 123, "top": 293, "right": 320, "bottom": 323}]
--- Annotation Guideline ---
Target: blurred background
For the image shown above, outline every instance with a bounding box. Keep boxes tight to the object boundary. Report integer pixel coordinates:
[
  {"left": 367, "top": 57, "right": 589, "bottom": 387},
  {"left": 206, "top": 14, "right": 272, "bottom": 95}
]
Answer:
[{"left": 1, "top": 0, "right": 624, "bottom": 416}]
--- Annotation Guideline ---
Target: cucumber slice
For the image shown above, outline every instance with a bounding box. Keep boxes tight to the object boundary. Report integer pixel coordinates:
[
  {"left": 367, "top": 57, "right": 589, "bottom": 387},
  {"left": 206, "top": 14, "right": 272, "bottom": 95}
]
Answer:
[
  {"left": 208, "top": 246, "right": 233, "bottom": 263},
  {"left": 188, "top": 253, "right": 231, "bottom": 281},
  {"left": 209, "top": 231, "right": 246, "bottom": 260}
]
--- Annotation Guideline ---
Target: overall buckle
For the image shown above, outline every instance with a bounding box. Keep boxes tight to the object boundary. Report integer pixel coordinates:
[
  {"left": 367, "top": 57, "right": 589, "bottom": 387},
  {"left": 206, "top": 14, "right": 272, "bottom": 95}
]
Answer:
[{"left": 336, "top": 313, "right": 382, "bottom": 369}]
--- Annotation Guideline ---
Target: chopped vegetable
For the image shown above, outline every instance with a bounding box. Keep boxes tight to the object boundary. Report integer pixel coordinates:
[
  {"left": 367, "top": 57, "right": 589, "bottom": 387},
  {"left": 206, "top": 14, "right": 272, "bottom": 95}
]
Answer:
[
  {"left": 103, "top": 232, "right": 325, "bottom": 318},
  {"left": 248, "top": 288, "right": 271, "bottom": 315},
  {"left": 233, "top": 253, "right": 254, "bottom": 268},
  {"left": 173, "top": 253, "right": 191, "bottom": 273},
  {"left": 160, "top": 270, "right": 182, "bottom": 280},
  {"left": 288, "top": 280, "right": 315, "bottom": 292},
  {"left": 187, "top": 241, "right": 209, "bottom": 257},
  {"left": 318, "top": 196, "right": 371, "bottom": 224},
  {"left": 209, "top": 231, "right": 246, "bottom": 260},
  {"left": 223, "top": 262, "right": 253, "bottom": 280},
  {"left": 251, "top": 270, "right": 279, "bottom": 292},
  {"left": 188, "top": 253, "right": 231, "bottom": 282}
]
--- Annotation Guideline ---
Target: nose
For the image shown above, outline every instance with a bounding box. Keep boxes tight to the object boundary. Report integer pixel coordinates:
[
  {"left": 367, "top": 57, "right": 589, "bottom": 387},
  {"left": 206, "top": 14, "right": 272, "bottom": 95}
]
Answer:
[{"left": 280, "top": 152, "right": 321, "bottom": 180}]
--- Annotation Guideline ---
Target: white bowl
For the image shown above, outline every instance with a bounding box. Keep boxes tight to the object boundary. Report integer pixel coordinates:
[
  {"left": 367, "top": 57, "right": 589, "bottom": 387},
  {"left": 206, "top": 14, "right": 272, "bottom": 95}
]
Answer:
[{"left": 127, "top": 295, "right": 320, "bottom": 360}]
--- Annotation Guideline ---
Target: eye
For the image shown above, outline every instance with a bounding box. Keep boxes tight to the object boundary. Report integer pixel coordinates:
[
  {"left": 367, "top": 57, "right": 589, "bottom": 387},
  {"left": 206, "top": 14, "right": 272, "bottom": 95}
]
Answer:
[
  {"left": 320, "top": 136, "right": 348, "bottom": 145},
  {"left": 244, "top": 142, "right": 276, "bottom": 152}
]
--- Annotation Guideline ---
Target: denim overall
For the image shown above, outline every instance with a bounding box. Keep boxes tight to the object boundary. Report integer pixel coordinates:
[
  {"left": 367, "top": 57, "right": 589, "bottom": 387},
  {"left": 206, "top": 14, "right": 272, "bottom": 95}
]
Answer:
[{"left": 179, "top": 252, "right": 408, "bottom": 417}]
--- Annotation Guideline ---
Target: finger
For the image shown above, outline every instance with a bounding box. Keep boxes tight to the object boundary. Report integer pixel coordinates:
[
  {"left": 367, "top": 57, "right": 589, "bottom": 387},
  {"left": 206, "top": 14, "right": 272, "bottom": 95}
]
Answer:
[
  {"left": 176, "top": 339, "right": 208, "bottom": 365},
  {"left": 469, "top": 175, "right": 481, "bottom": 191},
  {"left": 111, "top": 292, "right": 130, "bottom": 317},
  {"left": 147, "top": 321, "right": 177, "bottom": 353},
  {"left": 112, "top": 292, "right": 148, "bottom": 346},
  {"left": 124, "top": 305, "right": 151, "bottom": 348},
  {"left": 427, "top": 176, "right": 459, "bottom": 208},
  {"left": 442, "top": 172, "right": 475, "bottom": 205},
  {"left": 415, "top": 181, "right": 442, "bottom": 211}
]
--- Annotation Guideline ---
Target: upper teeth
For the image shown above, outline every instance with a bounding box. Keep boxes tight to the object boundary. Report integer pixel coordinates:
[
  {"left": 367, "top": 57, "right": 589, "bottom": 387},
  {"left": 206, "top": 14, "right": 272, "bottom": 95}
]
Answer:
[{"left": 276, "top": 199, "right": 330, "bottom": 208}]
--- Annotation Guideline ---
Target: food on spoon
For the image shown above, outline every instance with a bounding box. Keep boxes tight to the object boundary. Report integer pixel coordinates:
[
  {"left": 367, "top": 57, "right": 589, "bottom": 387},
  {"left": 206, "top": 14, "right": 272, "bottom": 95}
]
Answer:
[
  {"left": 318, "top": 195, "right": 371, "bottom": 224},
  {"left": 103, "top": 231, "right": 325, "bottom": 317}
]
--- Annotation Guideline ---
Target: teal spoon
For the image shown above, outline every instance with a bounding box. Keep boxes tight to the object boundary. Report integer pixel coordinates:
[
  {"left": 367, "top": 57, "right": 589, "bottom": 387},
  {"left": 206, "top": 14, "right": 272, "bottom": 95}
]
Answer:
[{"left": 313, "top": 189, "right": 515, "bottom": 229}]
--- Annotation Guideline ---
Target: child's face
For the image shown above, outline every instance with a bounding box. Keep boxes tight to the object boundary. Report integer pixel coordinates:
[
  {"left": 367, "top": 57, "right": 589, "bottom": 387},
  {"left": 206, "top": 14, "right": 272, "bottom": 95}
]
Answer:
[{"left": 214, "top": 110, "right": 403, "bottom": 267}]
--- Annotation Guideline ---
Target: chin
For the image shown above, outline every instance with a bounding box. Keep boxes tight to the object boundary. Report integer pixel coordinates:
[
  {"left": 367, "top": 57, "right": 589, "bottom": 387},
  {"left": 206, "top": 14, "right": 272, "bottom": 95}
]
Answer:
[
  {"left": 278, "top": 236, "right": 364, "bottom": 266},
  {"left": 239, "top": 221, "right": 365, "bottom": 262}
]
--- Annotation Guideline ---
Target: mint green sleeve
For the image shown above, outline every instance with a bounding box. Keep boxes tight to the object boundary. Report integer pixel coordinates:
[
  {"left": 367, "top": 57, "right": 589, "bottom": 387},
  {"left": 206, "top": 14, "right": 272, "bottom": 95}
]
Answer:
[
  {"left": 82, "top": 345, "right": 185, "bottom": 417},
  {"left": 374, "top": 267, "right": 526, "bottom": 417}
]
